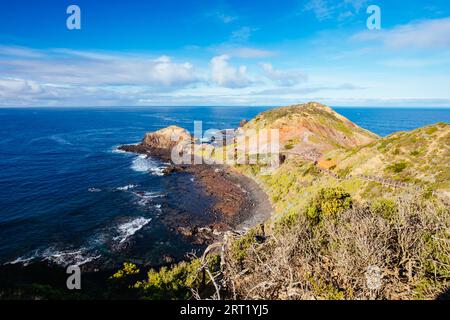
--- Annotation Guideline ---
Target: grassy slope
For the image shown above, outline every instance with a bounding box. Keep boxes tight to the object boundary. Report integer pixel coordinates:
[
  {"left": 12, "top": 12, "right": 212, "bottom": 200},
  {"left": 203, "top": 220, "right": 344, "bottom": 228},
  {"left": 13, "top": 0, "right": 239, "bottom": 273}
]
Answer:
[
  {"left": 329, "top": 122, "right": 450, "bottom": 191},
  {"left": 226, "top": 104, "right": 449, "bottom": 300},
  {"left": 234, "top": 104, "right": 449, "bottom": 220}
]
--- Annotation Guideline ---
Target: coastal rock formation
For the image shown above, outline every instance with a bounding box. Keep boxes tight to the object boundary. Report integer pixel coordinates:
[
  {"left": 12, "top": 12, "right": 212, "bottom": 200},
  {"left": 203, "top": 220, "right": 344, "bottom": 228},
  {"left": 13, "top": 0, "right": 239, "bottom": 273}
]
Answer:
[
  {"left": 142, "top": 125, "right": 192, "bottom": 150},
  {"left": 239, "top": 102, "right": 379, "bottom": 161},
  {"left": 119, "top": 125, "right": 193, "bottom": 160}
]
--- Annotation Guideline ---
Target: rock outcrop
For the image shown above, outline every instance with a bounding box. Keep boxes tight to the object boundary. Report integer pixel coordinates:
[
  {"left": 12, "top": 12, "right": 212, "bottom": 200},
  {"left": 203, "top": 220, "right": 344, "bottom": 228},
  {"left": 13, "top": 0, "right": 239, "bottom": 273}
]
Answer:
[
  {"left": 119, "top": 125, "right": 192, "bottom": 160},
  {"left": 142, "top": 125, "right": 192, "bottom": 150},
  {"left": 233, "top": 102, "right": 379, "bottom": 163}
]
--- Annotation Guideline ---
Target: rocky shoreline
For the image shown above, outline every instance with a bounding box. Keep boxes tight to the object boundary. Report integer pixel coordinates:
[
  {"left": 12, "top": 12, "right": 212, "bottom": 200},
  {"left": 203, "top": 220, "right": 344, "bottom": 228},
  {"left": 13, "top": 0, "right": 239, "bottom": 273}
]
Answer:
[{"left": 118, "top": 126, "right": 272, "bottom": 243}]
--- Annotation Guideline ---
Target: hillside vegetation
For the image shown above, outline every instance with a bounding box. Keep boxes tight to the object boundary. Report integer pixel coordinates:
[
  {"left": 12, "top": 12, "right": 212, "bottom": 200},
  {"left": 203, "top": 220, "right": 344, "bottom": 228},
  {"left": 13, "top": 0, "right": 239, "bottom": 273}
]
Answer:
[
  {"left": 226, "top": 103, "right": 449, "bottom": 299},
  {"left": 114, "top": 102, "right": 449, "bottom": 300},
  {"left": 329, "top": 122, "right": 450, "bottom": 192}
]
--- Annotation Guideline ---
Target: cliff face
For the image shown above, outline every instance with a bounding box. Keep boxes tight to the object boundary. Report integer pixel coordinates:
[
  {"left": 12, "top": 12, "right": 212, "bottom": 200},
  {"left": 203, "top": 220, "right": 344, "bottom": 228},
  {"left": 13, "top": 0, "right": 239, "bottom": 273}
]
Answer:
[
  {"left": 239, "top": 102, "right": 378, "bottom": 161},
  {"left": 142, "top": 125, "right": 192, "bottom": 150},
  {"left": 119, "top": 125, "right": 192, "bottom": 159}
]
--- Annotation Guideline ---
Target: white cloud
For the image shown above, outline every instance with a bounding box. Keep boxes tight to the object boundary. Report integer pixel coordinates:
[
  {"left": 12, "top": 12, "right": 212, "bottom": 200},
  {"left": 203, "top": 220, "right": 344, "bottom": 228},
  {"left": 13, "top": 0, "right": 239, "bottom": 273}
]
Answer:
[
  {"left": 0, "top": 49, "right": 200, "bottom": 88},
  {"left": 303, "top": 0, "right": 368, "bottom": 21},
  {"left": 260, "top": 63, "right": 307, "bottom": 86},
  {"left": 149, "top": 56, "right": 197, "bottom": 87},
  {"left": 210, "top": 55, "right": 251, "bottom": 88},
  {"left": 0, "top": 46, "right": 205, "bottom": 106},
  {"left": 0, "top": 43, "right": 448, "bottom": 107},
  {"left": 303, "top": 0, "right": 333, "bottom": 21},
  {"left": 343, "top": 0, "right": 368, "bottom": 13},
  {"left": 230, "top": 26, "right": 255, "bottom": 42},
  {"left": 0, "top": 46, "right": 44, "bottom": 59},
  {"left": 0, "top": 78, "right": 43, "bottom": 95},
  {"left": 0, "top": 77, "right": 142, "bottom": 106},
  {"left": 253, "top": 83, "right": 364, "bottom": 95},
  {"left": 352, "top": 17, "right": 450, "bottom": 49}
]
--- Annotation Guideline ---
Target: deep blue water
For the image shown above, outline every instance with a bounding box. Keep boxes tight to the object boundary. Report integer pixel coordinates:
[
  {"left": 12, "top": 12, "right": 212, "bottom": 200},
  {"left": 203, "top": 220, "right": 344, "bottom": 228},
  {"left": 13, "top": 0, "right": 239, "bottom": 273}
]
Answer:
[{"left": 0, "top": 107, "right": 449, "bottom": 267}]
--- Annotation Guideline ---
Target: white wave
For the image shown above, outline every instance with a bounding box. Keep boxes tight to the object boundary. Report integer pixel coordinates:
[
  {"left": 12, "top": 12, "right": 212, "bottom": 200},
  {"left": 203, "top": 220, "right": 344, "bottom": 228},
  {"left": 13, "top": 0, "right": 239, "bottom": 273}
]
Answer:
[
  {"left": 111, "top": 143, "right": 137, "bottom": 154},
  {"left": 131, "top": 155, "right": 166, "bottom": 176},
  {"left": 113, "top": 217, "right": 152, "bottom": 244},
  {"left": 136, "top": 192, "right": 163, "bottom": 206},
  {"left": 5, "top": 247, "right": 101, "bottom": 267},
  {"left": 112, "top": 147, "right": 127, "bottom": 154},
  {"left": 88, "top": 187, "right": 102, "bottom": 192},
  {"left": 133, "top": 191, "right": 164, "bottom": 206},
  {"left": 116, "top": 184, "right": 137, "bottom": 191},
  {"left": 42, "top": 248, "right": 101, "bottom": 266},
  {"left": 5, "top": 256, "right": 34, "bottom": 266}
]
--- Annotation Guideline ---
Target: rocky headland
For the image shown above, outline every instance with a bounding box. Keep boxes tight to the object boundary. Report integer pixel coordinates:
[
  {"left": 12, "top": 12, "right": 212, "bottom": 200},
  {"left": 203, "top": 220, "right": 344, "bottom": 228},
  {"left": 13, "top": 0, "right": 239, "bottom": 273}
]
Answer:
[{"left": 118, "top": 125, "right": 272, "bottom": 243}]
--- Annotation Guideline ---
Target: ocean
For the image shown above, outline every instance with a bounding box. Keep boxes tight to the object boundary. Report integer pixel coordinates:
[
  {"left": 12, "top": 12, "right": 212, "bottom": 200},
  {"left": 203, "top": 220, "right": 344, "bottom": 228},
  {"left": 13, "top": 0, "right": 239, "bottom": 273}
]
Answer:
[{"left": 0, "top": 106, "right": 449, "bottom": 268}]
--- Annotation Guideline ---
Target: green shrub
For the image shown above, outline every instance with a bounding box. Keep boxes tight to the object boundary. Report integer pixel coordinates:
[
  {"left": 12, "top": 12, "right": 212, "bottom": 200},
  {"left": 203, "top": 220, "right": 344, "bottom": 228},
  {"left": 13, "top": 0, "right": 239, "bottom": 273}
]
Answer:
[
  {"left": 426, "top": 126, "right": 438, "bottom": 135},
  {"left": 421, "top": 231, "right": 450, "bottom": 278},
  {"left": 305, "top": 187, "right": 352, "bottom": 224},
  {"left": 337, "top": 167, "right": 351, "bottom": 178},
  {"left": 386, "top": 161, "right": 408, "bottom": 173},
  {"left": 230, "top": 229, "right": 257, "bottom": 263},
  {"left": 111, "top": 262, "right": 140, "bottom": 279},
  {"left": 309, "top": 277, "right": 345, "bottom": 300},
  {"left": 274, "top": 209, "right": 300, "bottom": 233},
  {"left": 371, "top": 199, "right": 397, "bottom": 220},
  {"left": 284, "top": 143, "right": 294, "bottom": 150},
  {"left": 134, "top": 259, "right": 202, "bottom": 300}
]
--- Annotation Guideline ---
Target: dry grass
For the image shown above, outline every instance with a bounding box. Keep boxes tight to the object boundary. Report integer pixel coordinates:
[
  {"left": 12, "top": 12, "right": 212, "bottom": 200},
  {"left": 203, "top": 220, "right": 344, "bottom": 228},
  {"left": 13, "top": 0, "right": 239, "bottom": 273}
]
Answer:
[{"left": 222, "top": 194, "right": 449, "bottom": 300}]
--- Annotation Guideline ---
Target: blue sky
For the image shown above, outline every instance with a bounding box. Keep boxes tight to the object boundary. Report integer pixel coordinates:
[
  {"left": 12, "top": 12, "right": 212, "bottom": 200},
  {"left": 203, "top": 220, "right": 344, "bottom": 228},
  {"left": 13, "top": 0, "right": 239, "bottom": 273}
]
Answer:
[{"left": 1, "top": 0, "right": 450, "bottom": 107}]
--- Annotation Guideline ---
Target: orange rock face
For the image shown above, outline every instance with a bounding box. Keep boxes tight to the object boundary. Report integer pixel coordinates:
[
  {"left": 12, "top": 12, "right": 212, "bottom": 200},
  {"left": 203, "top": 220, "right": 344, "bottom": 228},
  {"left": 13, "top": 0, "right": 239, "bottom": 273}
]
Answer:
[{"left": 142, "top": 125, "right": 193, "bottom": 150}]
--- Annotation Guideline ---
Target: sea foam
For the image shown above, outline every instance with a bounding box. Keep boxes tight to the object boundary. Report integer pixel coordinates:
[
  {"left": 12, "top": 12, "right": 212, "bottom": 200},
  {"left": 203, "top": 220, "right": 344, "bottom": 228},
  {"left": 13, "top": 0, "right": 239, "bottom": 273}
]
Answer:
[
  {"left": 116, "top": 184, "right": 137, "bottom": 191},
  {"left": 5, "top": 247, "right": 101, "bottom": 267},
  {"left": 131, "top": 154, "right": 166, "bottom": 176},
  {"left": 113, "top": 217, "right": 152, "bottom": 244}
]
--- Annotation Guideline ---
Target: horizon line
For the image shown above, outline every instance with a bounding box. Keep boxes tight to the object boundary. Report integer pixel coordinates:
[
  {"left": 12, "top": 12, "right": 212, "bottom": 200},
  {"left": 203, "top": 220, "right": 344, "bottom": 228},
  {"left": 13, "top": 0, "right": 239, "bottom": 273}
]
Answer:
[{"left": 1, "top": 105, "right": 450, "bottom": 109}]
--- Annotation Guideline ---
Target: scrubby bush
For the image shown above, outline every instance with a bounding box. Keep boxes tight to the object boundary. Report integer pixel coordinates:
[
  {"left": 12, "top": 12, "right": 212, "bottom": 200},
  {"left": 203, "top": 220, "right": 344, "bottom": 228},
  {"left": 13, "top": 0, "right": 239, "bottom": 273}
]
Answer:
[
  {"left": 371, "top": 198, "right": 397, "bottom": 221},
  {"left": 223, "top": 195, "right": 449, "bottom": 300},
  {"left": 134, "top": 260, "right": 201, "bottom": 300},
  {"left": 274, "top": 208, "right": 300, "bottom": 233},
  {"left": 111, "top": 262, "right": 140, "bottom": 279},
  {"left": 107, "top": 262, "right": 143, "bottom": 299},
  {"left": 134, "top": 255, "right": 220, "bottom": 300},
  {"left": 230, "top": 229, "right": 257, "bottom": 264},
  {"left": 305, "top": 187, "right": 352, "bottom": 224},
  {"left": 387, "top": 161, "right": 408, "bottom": 173}
]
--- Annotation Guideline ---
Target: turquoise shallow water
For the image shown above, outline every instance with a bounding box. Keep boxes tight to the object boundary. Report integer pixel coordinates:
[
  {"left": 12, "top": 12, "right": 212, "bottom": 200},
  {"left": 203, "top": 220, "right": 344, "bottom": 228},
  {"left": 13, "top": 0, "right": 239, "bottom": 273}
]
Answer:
[{"left": 0, "top": 106, "right": 448, "bottom": 267}]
